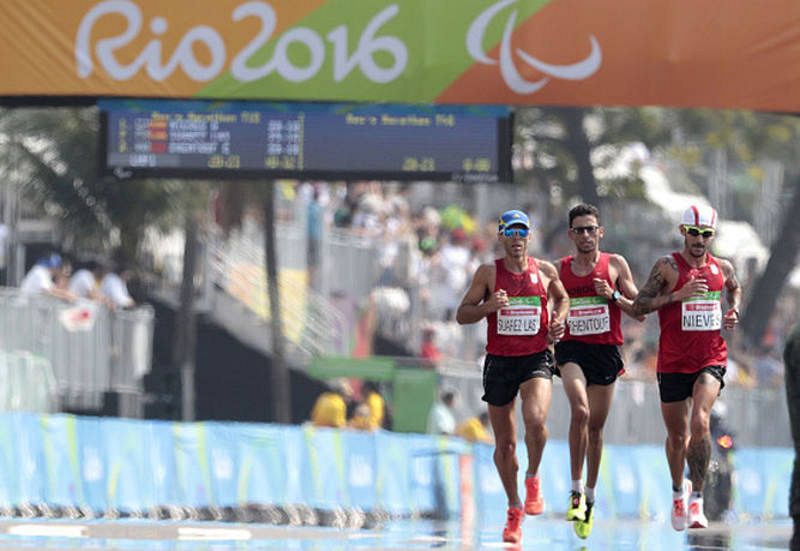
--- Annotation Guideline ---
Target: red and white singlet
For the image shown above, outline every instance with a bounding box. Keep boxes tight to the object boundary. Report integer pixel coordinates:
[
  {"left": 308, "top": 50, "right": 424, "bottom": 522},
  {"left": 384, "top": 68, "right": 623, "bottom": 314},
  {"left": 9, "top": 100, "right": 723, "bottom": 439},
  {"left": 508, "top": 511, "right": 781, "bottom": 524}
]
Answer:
[
  {"left": 658, "top": 252, "right": 727, "bottom": 374},
  {"left": 486, "top": 258, "right": 549, "bottom": 356},
  {"left": 558, "top": 253, "right": 623, "bottom": 345}
]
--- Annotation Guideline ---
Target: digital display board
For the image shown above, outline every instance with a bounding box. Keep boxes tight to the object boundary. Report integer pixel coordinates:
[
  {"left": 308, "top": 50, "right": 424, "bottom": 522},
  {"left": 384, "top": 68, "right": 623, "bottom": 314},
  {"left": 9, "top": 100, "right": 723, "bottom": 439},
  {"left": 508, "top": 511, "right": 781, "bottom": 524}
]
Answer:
[{"left": 99, "top": 100, "right": 512, "bottom": 183}]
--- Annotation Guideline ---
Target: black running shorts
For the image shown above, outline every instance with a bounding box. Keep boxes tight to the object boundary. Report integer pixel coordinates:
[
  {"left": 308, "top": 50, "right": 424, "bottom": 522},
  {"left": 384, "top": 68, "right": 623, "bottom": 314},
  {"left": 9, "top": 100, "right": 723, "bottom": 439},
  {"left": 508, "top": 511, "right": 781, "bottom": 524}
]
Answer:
[
  {"left": 481, "top": 349, "right": 555, "bottom": 407},
  {"left": 657, "top": 365, "right": 726, "bottom": 403},
  {"left": 554, "top": 340, "right": 624, "bottom": 386}
]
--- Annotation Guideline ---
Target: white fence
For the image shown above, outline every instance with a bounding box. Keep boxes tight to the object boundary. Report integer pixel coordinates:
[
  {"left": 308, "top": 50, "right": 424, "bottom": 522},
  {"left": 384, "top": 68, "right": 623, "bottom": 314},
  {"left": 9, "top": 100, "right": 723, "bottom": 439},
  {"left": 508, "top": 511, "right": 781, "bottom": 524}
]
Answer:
[{"left": 0, "top": 288, "right": 154, "bottom": 414}]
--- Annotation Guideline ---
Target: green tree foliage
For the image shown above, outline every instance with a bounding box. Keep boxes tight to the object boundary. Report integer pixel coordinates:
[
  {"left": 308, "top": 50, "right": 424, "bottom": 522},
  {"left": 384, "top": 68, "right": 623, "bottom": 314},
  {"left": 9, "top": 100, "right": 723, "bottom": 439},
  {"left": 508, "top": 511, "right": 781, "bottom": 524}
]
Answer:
[
  {"left": 0, "top": 107, "right": 185, "bottom": 263},
  {"left": 513, "top": 106, "right": 669, "bottom": 251},
  {"left": 666, "top": 109, "right": 800, "bottom": 346},
  {"left": 515, "top": 105, "right": 800, "bottom": 347}
]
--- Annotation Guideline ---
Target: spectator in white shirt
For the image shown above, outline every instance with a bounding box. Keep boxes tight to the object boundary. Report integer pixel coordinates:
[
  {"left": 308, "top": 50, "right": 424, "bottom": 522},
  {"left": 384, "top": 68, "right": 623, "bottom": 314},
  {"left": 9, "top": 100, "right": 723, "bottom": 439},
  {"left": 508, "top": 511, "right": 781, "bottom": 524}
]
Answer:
[
  {"left": 69, "top": 260, "right": 108, "bottom": 303},
  {"left": 101, "top": 262, "right": 135, "bottom": 309},
  {"left": 20, "top": 253, "right": 76, "bottom": 302}
]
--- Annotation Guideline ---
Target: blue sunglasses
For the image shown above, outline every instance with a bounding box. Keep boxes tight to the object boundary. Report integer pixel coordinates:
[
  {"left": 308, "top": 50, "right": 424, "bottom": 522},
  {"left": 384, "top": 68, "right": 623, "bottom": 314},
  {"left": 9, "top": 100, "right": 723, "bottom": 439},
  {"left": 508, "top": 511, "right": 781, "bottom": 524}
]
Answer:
[{"left": 503, "top": 228, "right": 530, "bottom": 238}]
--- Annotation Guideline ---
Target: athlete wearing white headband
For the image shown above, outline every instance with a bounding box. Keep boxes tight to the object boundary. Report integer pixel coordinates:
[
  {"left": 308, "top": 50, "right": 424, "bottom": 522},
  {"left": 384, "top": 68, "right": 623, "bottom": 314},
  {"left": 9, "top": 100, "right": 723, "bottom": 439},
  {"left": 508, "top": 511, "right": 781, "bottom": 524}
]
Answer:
[{"left": 632, "top": 204, "right": 741, "bottom": 532}]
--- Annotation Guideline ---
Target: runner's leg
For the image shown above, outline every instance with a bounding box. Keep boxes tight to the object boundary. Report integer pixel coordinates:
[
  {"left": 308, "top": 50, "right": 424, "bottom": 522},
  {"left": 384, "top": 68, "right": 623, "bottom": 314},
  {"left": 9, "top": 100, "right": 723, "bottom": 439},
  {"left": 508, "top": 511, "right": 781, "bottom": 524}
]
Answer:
[
  {"left": 585, "top": 382, "right": 615, "bottom": 489},
  {"left": 661, "top": 399, "right": 691, "bottom": 490},
  {"left": 560, "top": 362, "right": 589, "bottom": 483},
  {"left": 519, "top": 377, "right": 552, "bottom": 475},
  {"left": 488, "top": 399, "right": 521, "bottom": 506},
  {"left": 687, "top": 373, "right": 722, "bottom": 492}
]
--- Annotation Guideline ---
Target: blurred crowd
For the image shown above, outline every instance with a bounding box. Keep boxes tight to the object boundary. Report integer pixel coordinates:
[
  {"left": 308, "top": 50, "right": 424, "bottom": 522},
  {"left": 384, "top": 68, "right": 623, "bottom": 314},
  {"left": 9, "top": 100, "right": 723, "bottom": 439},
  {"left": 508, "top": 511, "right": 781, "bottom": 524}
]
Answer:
[
  {"left": 308, "top": 378, "right": 492, "bottom": 444},
  {"left": 309, "top": 378, "right": 387, "bottom": 432},
  {"left": 18, "top": 251, "right": 136, "bottom": 310}
]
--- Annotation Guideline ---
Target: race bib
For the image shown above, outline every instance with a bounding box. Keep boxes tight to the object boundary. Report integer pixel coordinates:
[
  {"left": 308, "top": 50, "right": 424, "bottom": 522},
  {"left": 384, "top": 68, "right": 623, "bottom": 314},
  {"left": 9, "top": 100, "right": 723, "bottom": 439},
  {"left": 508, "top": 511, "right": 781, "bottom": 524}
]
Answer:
[
  {"left": 567, "top": 296, "right": 610, "bottom": 336},
  {"left": 497, "top": 296, "right": 541, "bottom": 335},
  {"left": 682, "top": 291, "right": 722, "bottom": 331}
]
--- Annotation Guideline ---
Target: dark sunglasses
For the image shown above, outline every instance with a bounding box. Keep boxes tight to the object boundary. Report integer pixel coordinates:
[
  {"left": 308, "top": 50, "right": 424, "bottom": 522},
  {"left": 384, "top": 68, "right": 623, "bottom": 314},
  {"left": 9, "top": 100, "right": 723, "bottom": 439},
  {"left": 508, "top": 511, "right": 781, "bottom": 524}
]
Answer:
[
  {"left": 571, "top": 225, "right": 599, "bottom": 235},
  {"left": 684, "top": 225, "right": 715, "bottom": 238},
  {"left": 503, "top": 228, "right": 530, "bottom": 238}
]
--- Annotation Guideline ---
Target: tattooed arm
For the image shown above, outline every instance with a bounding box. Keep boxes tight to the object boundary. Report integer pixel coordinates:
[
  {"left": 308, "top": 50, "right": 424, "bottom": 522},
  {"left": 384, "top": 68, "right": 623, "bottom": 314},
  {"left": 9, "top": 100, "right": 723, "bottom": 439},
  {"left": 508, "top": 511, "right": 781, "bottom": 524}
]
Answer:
[
  {"left": 631, "top": 256, "right": 679, "bottom": 316},
  {"left": 719, "top": 258, "right": 742, "bottom": 330}
]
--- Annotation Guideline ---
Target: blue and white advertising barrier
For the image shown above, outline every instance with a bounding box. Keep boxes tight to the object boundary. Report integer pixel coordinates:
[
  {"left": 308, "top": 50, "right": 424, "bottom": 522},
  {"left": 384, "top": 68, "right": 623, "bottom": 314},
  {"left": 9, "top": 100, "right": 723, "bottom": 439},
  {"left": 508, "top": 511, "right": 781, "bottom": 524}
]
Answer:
[{"left": 0, "top": 413, "right": 790, "bottom": 520}]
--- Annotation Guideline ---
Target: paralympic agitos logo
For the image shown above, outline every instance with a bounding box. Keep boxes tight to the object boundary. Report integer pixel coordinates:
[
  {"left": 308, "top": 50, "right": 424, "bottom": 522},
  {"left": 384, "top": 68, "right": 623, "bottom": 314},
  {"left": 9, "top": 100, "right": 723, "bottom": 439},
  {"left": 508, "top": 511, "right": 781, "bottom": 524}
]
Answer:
[
  {"left": 467, "top": 0, "right": 602, "bottom": 94},
  {"left": 75, "top": 0, "right": 600, "bottom": 94}
]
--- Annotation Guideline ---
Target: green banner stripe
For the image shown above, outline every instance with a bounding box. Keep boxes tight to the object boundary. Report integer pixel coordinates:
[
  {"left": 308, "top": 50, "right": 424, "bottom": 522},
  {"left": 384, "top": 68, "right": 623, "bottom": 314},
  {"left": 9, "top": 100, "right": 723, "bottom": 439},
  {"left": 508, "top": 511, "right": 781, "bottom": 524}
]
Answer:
[
  {"left": 508, "top": 296, "right": 541, "bottom": 306},
  {"left": 570, "top": 296, "right": 608, "bottom": 306},
  {"left": 684, "top": 291, "right": 721, "bottom": 302},
  {"left": 198, "top": 0, "right": 550, "bottom": 102}
]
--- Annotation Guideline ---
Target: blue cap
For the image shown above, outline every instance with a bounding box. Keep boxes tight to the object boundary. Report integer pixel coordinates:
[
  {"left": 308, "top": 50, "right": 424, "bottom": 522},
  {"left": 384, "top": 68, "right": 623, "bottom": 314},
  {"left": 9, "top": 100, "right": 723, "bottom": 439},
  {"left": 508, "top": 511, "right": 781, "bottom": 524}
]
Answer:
[
  {"left": 498, "top": 210, "right": 531, "bottom": 231},
  {"left": 38, "top": 253, "right": 62, "bottom": 269}
]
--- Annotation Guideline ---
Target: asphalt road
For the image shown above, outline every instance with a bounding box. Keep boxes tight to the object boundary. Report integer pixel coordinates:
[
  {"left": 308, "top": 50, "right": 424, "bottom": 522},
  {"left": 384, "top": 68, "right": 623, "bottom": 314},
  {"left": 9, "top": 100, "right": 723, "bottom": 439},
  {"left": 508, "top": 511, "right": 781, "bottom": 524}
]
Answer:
[{"left": 0, "top": 516, "right": 788, "bottom": 550}]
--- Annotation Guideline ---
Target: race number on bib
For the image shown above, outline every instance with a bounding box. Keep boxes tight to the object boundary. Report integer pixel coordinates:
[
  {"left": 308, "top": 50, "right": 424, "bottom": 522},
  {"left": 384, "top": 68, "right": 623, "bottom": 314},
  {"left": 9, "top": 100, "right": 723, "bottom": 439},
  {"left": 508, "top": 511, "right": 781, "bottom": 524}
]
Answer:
[
  {"left": 497, "top": 296, "right": 541, "bottom": 336},
  {"left": 567, "top": 296, "right": 610, "bottom": 336},
  {"left": 681, "top": 291, "right": 722, "bottom": 331}
]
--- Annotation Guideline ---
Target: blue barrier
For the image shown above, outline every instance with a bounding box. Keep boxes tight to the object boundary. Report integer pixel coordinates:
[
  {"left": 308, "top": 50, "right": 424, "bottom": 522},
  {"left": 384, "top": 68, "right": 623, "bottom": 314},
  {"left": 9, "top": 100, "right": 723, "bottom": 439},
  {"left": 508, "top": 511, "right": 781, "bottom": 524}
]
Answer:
[
  {"left": 734, "top": 448, "right": 792, "bottom": 519},
  {"left": 1, "top": 413, "right": 46, "bottom": 506},
  {"left": 0, "top": 413, "right": 790, "bottom": 519}
]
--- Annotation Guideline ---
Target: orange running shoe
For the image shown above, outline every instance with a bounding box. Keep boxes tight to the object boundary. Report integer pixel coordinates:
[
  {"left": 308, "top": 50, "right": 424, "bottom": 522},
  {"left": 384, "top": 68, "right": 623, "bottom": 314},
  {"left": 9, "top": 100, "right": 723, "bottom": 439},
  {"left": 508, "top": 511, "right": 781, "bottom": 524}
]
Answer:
[
  {"left": 502, "top": 506, "right": 524, "bottom": 544},
  {"left": 524, "top": 476, "right": 545, "bottom": 515}
]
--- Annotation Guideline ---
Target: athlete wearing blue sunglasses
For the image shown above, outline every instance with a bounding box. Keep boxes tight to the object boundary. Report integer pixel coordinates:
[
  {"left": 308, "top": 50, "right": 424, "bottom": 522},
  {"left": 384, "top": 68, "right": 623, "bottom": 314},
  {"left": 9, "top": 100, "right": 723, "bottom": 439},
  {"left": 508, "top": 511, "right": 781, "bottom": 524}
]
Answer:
[
  {"left": 457, "top": 208, "right": 569, "bottom": 545},
  {"left": 503, "top": 227, "right": 530, "bottom": 238}
]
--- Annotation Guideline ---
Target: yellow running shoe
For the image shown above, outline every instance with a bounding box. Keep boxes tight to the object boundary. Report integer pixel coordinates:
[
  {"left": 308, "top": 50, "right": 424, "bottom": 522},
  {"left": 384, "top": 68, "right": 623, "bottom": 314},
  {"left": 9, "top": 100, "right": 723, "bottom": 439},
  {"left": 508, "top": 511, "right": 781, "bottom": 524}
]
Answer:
[
  {"left": 574, "top": 501, "right": 594, "bottom": 539},
  {"left": 566, "top": 491, "right": 587, "bottom": 522}
]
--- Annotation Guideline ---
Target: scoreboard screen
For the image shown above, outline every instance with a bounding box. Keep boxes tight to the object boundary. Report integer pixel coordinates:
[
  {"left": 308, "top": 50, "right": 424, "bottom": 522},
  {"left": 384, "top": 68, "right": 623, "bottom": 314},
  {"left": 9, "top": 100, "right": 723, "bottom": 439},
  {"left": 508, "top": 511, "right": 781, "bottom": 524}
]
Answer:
[{"left": 99, "top": 100, "right": 512, "bottom": 183}]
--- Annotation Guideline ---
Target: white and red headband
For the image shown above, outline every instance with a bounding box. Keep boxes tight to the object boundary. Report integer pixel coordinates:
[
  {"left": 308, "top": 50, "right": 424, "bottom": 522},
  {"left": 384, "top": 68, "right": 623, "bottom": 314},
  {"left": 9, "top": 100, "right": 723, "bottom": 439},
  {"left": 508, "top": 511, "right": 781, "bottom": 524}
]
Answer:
[{"left": 680, "top": 205, "right": 717, "bottom": 228}]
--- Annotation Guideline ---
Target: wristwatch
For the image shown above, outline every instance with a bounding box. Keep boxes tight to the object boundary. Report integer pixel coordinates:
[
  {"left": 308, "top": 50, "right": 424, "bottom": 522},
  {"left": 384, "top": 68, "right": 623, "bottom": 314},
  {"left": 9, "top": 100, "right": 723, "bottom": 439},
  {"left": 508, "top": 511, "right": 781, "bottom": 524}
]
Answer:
[{"left": 611, "top": 290, "right": 621, "bottom": 302}]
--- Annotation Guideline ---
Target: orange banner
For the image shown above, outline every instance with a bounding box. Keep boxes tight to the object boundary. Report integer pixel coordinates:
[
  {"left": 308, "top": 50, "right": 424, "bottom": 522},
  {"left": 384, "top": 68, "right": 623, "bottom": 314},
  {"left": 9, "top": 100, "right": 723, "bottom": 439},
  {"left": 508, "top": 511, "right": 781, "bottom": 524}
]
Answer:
[
  {"left": 0, "top": 1, "right": 323, "bottom": 98},
  {"left": 3, "top": 0, "right": 800, "bottom": 112},
  {"left": 437, "top": 0, "right": 800, "bottom": 111}
]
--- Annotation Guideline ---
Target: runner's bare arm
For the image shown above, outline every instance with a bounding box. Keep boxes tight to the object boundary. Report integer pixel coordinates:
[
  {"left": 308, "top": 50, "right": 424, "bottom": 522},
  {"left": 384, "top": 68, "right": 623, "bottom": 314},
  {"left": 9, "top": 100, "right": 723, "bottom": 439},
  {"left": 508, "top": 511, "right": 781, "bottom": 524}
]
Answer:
[
  {"left": 719, "top": 258, "right": 742, "bottom": 329},
  {"left": 631, "top": 256, "right": 679, "bottom": 316},
  {"left": 456, "top": 264, "right": 503, "bottom": 324},
  {"left": 540, "top": 260, "right": 569, "bottom": 340},
  {"left": 609, "top": 254, "right": 645, "bottom": 320}
]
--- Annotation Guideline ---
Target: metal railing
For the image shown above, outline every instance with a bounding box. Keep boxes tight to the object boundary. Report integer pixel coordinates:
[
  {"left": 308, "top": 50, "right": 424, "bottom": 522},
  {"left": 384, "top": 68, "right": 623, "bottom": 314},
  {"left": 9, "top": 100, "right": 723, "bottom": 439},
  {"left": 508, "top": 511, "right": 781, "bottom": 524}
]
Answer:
[
  {"left": 208, "top": 227, "right": 352, "bottom": 361},
  {"left": 0, "top": 351, "right": 58, "bottom": 412},
  {"left": 319, "top": 228, "right": 383, "bottom": 299},
  {"left": 0, "top": 288, "right": 154, "bottom": 414}
]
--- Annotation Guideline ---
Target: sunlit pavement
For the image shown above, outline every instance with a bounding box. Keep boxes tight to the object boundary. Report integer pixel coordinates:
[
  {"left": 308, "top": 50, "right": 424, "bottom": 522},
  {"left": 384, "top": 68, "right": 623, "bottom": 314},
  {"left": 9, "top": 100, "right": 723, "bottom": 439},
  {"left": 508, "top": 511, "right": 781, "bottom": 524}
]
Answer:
[{"left": 0, "top": 517, "right": 788, "bottom": 550}]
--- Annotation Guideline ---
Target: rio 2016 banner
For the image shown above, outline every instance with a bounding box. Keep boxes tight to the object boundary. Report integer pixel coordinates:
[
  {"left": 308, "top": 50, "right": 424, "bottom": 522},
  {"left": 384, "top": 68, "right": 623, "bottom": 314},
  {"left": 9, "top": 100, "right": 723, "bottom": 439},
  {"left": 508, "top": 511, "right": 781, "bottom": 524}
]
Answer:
[{"left": 3, "top": 0, "right": 800, "bottom": 111}]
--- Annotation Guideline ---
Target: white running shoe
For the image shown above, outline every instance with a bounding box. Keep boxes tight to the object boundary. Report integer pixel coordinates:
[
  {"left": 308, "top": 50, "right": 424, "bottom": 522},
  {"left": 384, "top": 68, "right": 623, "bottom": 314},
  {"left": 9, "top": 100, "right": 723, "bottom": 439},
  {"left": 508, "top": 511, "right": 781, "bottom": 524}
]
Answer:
[
  {"left": 670, "top": 479, "right": 692, "bottom": 531},
  {"left": 688, "top": 496, "right": 708, "bottom": 529}
]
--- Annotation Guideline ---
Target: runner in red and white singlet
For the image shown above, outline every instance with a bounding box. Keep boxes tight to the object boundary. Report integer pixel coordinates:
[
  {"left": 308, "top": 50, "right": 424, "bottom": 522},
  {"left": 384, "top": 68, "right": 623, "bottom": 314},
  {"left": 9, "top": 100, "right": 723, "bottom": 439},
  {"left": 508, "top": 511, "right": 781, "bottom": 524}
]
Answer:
[
  {"left": 457, "top": 209, "right": 569, "bottom": 545},
  {"left": 657, "top": 252, "right": 728, "bottom": 374},
  {"left": 632, "top": 204, "right": 742, "bottom": 532},
  {"left": 554, "top": 204, "right": 644, "bottom": 539},
  {"left": 485, "top": 256, "right": 550, "bottom": 357},
  {"left": 559, "top": 252, "right": 624, "bottom": 345}
]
